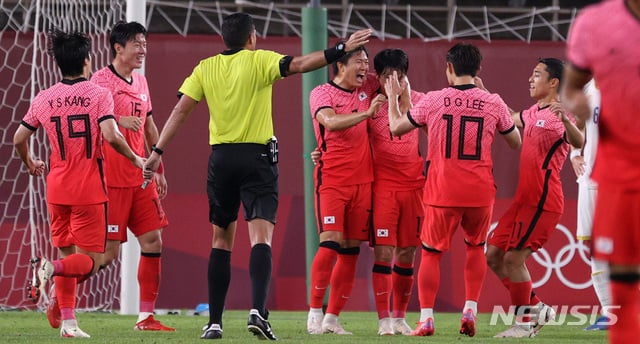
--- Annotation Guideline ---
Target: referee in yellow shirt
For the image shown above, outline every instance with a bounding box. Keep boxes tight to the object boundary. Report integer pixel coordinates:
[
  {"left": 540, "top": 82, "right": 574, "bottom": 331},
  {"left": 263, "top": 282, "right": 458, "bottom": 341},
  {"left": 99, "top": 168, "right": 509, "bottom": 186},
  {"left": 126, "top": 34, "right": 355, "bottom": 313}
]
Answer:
[{"left": 143, "top": 12, "right": 371, "bottom": 340}]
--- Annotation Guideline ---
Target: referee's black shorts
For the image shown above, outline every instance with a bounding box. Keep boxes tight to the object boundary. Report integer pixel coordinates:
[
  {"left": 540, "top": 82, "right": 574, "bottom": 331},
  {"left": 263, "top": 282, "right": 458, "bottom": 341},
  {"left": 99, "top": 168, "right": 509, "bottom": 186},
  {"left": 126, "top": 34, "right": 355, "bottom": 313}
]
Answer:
[{"left": 207, "top": 143, "right": 278, "bottom": 229}]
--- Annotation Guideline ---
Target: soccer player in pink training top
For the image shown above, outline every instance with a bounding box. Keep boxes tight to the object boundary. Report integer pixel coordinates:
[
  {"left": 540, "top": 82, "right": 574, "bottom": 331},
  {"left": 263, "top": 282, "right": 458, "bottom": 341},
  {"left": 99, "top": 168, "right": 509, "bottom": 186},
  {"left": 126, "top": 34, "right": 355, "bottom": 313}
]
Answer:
[
  {"left": 89, "top": 21, "right": 173, "bottom": 331},
  {"left": 386, "top": 43, "right": 522, "bottom": 337},
  {"left": 13, "top": 29, "right": 143, "bottom": 338},
  {"left": 563, "top": 1, "right": 640, "bottom": 342},
  {"left": 307, "top": 47, "right": 385, "bottom": 335},
  {"left": 482, "top": 58, "right": 584, "bottom": 338},
  {"left": 368, "top": 49, "right": 424, "bottom": 336}
]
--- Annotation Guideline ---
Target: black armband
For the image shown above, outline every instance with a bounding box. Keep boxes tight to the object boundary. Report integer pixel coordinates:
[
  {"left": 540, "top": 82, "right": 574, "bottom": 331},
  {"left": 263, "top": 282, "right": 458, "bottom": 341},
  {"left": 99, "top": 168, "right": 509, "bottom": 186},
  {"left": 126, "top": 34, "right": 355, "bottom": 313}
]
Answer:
[
  {"left": 279, "top": 55, "right": 294, "bottom": 77},
  {"left": 151, "top": 145, "right": 164, "bottom": 155},
  {"left": 324, "top": 42, "right": 346, "bottom": 64}
]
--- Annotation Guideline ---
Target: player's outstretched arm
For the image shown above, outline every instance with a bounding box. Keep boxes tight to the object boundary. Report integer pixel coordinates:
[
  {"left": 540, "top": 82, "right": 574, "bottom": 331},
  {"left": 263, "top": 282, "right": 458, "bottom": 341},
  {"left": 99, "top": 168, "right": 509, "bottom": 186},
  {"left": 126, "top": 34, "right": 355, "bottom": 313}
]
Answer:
[
  {"left": 285, "top": 29, "right": 372, "bottom": 76},
  {"left": 143, "top": 95, "right": 198, "bottom": 181},
  {"left": 475, "top": 76, "right": 523, "bottom": 128},
  {"left": 502, "top": 127, "right": 522, "bottom": 150},
  {"left": 13, "top": 125, "right": 45, "bottom": 176},
  {"left": 100, "top": 118, "right": 144, "bottom": 169}
]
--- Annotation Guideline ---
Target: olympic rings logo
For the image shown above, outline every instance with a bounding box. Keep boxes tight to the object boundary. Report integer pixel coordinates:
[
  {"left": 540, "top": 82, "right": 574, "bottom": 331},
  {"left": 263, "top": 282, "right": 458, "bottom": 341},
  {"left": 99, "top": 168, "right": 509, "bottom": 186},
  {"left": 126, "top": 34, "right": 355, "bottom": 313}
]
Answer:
[{"left": 487, "top": 222, "right": 592, "bottom": 290}]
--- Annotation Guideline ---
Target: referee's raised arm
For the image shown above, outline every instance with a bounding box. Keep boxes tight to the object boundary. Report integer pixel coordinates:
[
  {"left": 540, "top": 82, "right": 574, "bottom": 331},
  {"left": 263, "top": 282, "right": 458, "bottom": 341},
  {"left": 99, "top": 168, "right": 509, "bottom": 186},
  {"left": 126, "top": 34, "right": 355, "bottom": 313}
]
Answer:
[{"left": 282, "top": 28, "right": 372, "bottom": 76}]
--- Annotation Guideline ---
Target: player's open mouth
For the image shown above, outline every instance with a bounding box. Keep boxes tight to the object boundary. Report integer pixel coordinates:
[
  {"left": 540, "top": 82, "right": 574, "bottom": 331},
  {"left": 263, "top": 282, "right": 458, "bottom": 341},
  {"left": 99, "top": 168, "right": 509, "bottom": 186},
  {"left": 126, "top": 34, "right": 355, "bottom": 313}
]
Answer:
[{"left": 355, "top": 74, "right": 365, "bottom": 82}]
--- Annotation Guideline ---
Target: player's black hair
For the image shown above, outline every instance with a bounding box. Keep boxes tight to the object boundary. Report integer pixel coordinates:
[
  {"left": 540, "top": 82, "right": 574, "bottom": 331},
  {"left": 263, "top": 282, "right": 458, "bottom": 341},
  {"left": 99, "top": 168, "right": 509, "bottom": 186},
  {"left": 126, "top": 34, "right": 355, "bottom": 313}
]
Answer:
[
  {"left": 47, "top": 29, "right": 91, "bottom": 77},
  {"left": 331, "top": 46, "right": 368, "bottom": 76},
  {"left": 221, "top": 13, "right": 255, "bottom": 49},
  {"left": 373, "top": 49, "right": 409, "bottom": 76},
  {"left": 446, "top": 43, "right": 482, "bottom": 77},
  {"left": 538, "top": 57, "right": 565, "bottom": 88},
  {"left": 110, "top": 21, "right": 147, "bottom": 58}
]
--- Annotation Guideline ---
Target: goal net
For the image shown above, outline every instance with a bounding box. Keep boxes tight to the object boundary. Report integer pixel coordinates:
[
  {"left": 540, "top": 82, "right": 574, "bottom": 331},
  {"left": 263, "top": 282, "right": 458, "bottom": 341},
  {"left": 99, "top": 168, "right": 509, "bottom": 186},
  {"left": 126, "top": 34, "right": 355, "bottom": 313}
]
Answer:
[{"left": 0, "top": 0, "right": 125, "bottom": 311}]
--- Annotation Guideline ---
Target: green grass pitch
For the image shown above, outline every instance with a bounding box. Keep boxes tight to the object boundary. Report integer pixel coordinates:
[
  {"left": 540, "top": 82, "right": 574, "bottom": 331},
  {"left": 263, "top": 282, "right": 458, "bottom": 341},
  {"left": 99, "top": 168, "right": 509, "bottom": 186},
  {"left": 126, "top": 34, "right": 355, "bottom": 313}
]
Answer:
[{"left": 0, "top": 310, "right": 606, "bottom": 343}]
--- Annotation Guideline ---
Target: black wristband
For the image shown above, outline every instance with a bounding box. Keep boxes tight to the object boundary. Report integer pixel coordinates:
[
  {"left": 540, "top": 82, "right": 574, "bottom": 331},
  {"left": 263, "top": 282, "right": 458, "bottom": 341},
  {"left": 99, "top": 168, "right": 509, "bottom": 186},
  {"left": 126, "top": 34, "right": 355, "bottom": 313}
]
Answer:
[
  {"left": 324, "top": 42, "right": 346, "bottom": 64},
  {"left": 151, "top": 145, "right": 164, "bottom": 155}
]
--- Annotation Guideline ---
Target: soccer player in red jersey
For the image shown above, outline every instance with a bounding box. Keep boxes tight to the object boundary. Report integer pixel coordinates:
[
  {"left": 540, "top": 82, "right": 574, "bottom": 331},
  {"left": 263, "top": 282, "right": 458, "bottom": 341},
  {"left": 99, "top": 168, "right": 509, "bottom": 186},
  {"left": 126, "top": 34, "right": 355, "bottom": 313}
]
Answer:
[
  {"left": 482, "top": 58, "right": 584, "bottom": 338},
  {"left": 90, "top": 21, "right": 173, "bottom": 331},
  {"left": 563, "top": 1, "right": 640, "bottom": 342},
  {"left": 13, "top": 29, "right": 143, "bottom": 338},
  {"left": 367, "top": 49, "right": 424, "bottom": 336},
  {"left": 386, "top": 43, "right": 522, "bottom": 337},
  {"left": 307, "top": 47, "right": 385, "bottom": 335}
]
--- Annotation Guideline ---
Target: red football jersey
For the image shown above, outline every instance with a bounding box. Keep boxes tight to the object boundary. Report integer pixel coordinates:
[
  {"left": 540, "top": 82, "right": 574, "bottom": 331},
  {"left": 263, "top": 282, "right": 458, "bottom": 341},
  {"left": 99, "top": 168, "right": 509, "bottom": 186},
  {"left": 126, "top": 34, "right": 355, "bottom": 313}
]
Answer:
[
  {"left": 368, "top": 90, "right": 425, "bottom": 190},
  {"left": 21, "top": 78, "right": 114, "bottom": 205},
  {"left": 514, "top": 103, "right": 573, "bottom": 213},
  {"left": 409, "top": 85, "right": 515, "bottom": 207},
  {"left": 566, "top": 0, "right": 640, "bottom": 190},
  {"left": 92, "top": 65, "right": 151, "bottom": 187},
  {"left": 309, "top": 74, "right": 378, "bottom": 186}
]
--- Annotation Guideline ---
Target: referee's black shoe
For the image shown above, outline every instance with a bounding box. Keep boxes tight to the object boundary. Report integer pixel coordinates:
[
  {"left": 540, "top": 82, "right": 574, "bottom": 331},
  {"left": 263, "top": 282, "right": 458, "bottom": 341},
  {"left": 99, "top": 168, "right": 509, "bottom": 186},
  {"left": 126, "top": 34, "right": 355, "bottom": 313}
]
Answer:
[
  {"left": 201, "top": 323, "right": 223, "bottom": 339},
  {"left": 247, "top": 309, "right": 277, "bottom": 340}
]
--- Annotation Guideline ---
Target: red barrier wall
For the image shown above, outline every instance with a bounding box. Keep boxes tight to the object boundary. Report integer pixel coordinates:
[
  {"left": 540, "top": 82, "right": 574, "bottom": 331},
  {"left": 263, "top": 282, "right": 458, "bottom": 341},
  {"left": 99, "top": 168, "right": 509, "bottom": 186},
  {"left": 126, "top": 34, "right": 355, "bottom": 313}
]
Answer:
[{"left": 145, "top": 35, "right": 594, "bottom": 312}]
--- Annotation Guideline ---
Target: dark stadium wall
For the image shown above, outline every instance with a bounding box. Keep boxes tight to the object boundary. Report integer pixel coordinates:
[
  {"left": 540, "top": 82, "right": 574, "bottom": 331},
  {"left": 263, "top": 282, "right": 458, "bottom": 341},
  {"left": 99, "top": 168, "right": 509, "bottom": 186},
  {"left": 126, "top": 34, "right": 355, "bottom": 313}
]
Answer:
[{"left": 145, "top": 35, "right": 590, "bottom": 312}]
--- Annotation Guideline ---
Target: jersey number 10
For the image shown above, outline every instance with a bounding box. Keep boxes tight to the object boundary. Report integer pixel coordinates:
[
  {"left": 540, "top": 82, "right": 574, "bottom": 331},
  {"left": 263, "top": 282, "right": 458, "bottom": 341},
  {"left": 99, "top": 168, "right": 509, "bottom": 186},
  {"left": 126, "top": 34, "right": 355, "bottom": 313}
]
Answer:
[{"left": 442, "top": 114, "right": 483, "bottom": 161}]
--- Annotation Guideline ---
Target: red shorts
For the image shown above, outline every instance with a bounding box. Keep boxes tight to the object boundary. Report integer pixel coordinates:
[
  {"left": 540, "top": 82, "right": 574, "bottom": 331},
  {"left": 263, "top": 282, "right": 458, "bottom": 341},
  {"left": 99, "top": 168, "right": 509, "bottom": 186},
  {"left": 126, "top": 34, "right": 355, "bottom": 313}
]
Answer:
[
  {"left": 315, "top": 183, "right": 371, "bottom": 241},
  {"left": 48, "top": 203, "right": 107, "bottom": 253},
  {"left": 592, "top": 187, "right": 640, "bottom": 265},
  {"left": 107, "top": 183, "right": 168, "bottom": 242},
  {"left": 488, "top": 202, "right": 561, "bottom": 252},
  {"left": 371, "top": 186, "right": 422, "bottom": 248},
  {"left": 422, "top": 204, "right": 492, "bottom": 252}
]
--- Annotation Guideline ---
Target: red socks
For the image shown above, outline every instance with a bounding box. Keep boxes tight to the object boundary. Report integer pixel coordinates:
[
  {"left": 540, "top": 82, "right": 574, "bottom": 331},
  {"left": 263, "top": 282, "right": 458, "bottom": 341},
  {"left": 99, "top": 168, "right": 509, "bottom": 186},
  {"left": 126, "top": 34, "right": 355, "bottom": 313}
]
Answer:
[
  {"left": 326, "top": 248, "right": 359, "bottom": 315},
  {"left": 392, "top": 262, "right": 414, "bottom": 318},
  {"left": 309, "top": 244, "right": 339, "bottom": 308},
  {"left": 464, "top": 245, "right": 486, "bottom": 303},
  {"left": 138, "top": 253, "right": 161, "bottom": 313},
  {"left": 55, "top": 276, "right": 77, "bottom": 320},
  {"left": 372, "top": 262, "right": 392, "bottom": 319},
  {"left": 418, "top": 249, "right": 441, "bottom": 308},
  {"left": 54, "top": 253, "right": 93, "bottom": 278},
  {"left": 510, "top": 280, "right": 532, "bottom": 323},
  {"left": 609, "top": 280, "right": 640, "bottom": 344}
]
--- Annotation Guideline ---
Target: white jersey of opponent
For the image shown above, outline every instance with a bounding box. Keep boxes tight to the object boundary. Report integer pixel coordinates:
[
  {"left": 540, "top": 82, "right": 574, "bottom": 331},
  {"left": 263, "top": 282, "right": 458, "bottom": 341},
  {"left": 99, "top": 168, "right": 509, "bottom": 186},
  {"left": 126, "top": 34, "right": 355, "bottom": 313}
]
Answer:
[
  {"left": 576, "top": 79, "right": 600, "bottom": 240},
  {"left": 578, "top": 79, "right": 600, "bottom": 188}
]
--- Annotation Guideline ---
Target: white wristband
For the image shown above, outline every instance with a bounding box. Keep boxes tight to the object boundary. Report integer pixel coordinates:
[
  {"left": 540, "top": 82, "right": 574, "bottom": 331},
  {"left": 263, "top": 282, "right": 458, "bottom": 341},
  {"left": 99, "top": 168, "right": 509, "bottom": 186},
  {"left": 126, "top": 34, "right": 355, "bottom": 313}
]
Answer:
[{"left": 570, "top": 149, "right": 581, "bottom": 159}]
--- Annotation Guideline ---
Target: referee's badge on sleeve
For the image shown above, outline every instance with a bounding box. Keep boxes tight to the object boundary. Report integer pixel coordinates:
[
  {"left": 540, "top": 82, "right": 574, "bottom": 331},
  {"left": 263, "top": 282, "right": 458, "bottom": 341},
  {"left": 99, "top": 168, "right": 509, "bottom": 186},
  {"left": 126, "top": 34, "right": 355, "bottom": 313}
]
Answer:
[
  {"left": 108, "top": 225, "right": 119, "bottom": 233},
  {"left": 323, "top": 216, "right": 335, "bottom": 225}
]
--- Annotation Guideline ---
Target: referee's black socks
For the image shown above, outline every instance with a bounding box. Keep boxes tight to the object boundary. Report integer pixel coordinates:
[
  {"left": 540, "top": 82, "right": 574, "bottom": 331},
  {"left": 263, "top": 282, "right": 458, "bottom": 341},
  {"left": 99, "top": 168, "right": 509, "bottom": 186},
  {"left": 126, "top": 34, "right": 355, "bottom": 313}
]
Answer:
[{"left": 250, "top": 243, "right": 272, "bottom": 317}]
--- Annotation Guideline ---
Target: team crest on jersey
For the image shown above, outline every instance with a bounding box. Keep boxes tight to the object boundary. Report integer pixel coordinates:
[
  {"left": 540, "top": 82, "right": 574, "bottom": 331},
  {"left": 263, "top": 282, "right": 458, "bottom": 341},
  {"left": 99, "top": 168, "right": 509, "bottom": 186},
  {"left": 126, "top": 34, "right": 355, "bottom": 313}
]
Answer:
[
  {"left": 358, "top": 91, "right": 367, "bottom": 101},
  {"left": 323, "top": 216, "right": 335, "bottom": 225},
  {"left": 536, "top": 119, "right": 545, "bottom": 127},
  {"left": 140, "top": 94, "right": 148, "bottom": 101},
  {"left": 108, "top": 225, "right": 119, "bottom": 233},
  {"left": 376, "top": 229, "right": 389, "bottom": 237}
]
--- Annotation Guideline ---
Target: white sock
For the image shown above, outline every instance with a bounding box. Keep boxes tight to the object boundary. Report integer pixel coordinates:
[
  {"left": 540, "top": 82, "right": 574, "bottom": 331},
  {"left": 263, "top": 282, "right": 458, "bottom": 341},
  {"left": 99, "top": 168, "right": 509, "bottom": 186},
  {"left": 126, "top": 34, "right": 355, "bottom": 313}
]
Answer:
[
  {"left": 463, "top": 300, "right": 478, "bottom": 315},
  {"left": 323, "top": 313, "right": 338, "bottom": 324},
  {"left": 591, "top": 258, "right": 611, "bottom": 310},
  {"left": 419, "top": 308, "right": 433, "bottom": 322},
  {"left": 61, "top": 319, "right": 78, "bottom": 329},
  {"left": 137, "top": 312, "right": 153, "bottom": 323},
  {"left": 309, "top": 307, "right": 323, "bottom": 315}
]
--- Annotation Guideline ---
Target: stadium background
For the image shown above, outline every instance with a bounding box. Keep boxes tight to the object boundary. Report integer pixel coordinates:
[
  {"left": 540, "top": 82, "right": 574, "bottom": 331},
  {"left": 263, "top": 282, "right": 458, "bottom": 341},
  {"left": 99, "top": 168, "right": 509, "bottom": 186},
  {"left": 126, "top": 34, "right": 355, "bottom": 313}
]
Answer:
[{"left": 0, "top": 0, "right": 596, "bottom": 313}]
